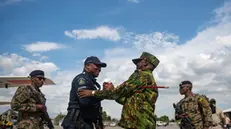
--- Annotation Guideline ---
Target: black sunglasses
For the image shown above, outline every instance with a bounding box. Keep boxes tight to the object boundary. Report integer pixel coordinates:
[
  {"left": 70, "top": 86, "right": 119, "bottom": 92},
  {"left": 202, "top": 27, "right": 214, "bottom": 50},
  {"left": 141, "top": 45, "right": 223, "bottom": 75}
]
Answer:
[
  {"left": 91, "top": 64, "right": 101, "bottom": 71},
  {"left": 37, "top": 77, "right": 46, "bottom": 81}
]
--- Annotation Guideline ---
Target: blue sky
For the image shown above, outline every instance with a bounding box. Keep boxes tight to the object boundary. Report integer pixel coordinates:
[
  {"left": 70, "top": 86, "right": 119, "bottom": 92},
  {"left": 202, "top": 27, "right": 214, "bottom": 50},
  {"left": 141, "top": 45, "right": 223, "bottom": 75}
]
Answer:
[
  {"left": 1, "top": 0, "right": 231, "bottom": 119},
  {"left": 0, "top": 0, "right": 225, "bottom": 69}
]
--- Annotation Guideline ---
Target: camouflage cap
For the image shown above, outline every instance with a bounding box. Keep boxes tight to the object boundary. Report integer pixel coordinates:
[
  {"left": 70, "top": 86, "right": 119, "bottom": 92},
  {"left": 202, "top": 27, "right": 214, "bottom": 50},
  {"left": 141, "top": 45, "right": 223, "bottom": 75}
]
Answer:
[{"left": 132, "top": 52, "right": 160, "bottom": 67}]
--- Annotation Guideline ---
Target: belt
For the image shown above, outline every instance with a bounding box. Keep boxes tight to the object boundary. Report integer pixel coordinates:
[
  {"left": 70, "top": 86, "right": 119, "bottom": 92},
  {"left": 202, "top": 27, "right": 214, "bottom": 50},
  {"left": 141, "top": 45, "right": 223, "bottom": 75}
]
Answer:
[{"left": 20, "top": 112, "right": 43, "bottom": 119}]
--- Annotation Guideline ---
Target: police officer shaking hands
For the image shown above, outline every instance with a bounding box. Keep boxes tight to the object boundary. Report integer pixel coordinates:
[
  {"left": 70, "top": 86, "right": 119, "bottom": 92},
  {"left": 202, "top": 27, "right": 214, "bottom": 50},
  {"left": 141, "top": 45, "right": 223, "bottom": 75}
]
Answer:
[{"left": 62, "top": 56, "right": 107, "bottom": 129}]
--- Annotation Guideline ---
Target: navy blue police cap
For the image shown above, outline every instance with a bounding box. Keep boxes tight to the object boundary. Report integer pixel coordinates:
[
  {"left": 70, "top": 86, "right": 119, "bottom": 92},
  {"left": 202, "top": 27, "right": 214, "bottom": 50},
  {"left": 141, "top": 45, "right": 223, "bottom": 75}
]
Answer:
[
  {"left": 84, "top": 56, "right": 107, "bottom": 67},
  {"left": 29, "top": 70, "right": 45, "bottom": 77},
  {"left": 179, "top": 80, "right": 192, "bottom": 87}
]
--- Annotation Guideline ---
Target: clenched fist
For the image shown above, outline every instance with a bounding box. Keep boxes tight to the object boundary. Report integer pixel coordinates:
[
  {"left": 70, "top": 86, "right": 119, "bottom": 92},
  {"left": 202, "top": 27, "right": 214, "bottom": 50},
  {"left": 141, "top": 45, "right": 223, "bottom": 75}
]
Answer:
[{"left": 103, "top": 82, "right": 114, "bottom": 90}]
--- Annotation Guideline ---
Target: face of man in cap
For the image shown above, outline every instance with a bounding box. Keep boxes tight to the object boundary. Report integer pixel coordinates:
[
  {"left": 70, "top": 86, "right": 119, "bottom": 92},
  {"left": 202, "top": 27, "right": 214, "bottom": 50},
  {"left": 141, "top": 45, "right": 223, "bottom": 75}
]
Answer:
[
  {"left": 85, "top": 63, "right": 102, "bottom": 77},
  {"left": 84, "top": 56, "right": 106, "bottom": 77},
  {"left": 135, "top": 59, "right": 147, "bottom": 70},
  {"left": 31, "top": 75, "right": 46, "bottom": 87},
  {"left": 29, "top": 70, "right": 46, "bottom": 88},
  {"left": 179, "top": 84, "right": 191, "bottom": 95}
]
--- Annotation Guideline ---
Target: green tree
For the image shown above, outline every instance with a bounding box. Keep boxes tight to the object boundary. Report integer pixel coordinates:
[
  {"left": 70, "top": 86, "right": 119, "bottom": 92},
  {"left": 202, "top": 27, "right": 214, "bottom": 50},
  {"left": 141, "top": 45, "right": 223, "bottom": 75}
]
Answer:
[
  {"left": 155, "top": 115, "right": 159, "bottom": 121},
  {"left": 53, "top": 113, "right": 66, "bottom": 125},
  {"left": 107, "top": 116, "right": 111, "bottom": 121},
  {"left": 159, "top": 115, "right": 169, "bottom": 122},
  {"left": 102, "top": 111, "right": 108, "bottom": 121},
  {"left": 101, "top": 111, "right": 114, "bottom": 121},
  {"left": 170, "top": 119, "right": 175, "bottom": 122}
]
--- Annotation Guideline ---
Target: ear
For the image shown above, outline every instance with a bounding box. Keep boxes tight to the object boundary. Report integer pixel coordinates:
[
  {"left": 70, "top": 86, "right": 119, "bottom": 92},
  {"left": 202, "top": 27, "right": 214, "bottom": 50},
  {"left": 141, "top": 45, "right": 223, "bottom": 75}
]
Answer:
[
  {"left": 144, "top": 63, "right": 148, "bottom": 67},
  {"left": 30, "top": 77, "right": 36, "bottom": 82},
  {"left": 144, "top": 60, "right": 149, "bottom": 67},
  {"left": 188, "top": 86, "right": 192, "bottom": 91},
  {"left": 85, "top": 64, "right": 91, "bottom": 71}
]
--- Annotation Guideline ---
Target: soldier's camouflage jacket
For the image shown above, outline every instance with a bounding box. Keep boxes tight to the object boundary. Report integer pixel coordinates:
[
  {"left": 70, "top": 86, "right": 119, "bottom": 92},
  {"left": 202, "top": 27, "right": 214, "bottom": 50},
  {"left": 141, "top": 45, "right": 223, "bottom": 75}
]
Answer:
[
  {"left": 176, "top": 94, "right": 213, "bottom": 129},
  {"left": 94, "top": 69, "right": 158, "bottom": 129},
  {"left": 11, "top": 85, "right": 46, "bottom": 129}
]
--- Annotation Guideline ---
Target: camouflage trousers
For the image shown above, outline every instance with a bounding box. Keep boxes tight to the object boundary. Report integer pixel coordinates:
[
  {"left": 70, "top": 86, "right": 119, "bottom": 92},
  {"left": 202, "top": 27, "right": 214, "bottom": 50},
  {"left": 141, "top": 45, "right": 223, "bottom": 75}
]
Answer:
[
  {"left": 17, "top": 119, "right": 44, "bottom": 129},
  {"left": 209, "top": 124, "right": 223, "bottom": 129}
]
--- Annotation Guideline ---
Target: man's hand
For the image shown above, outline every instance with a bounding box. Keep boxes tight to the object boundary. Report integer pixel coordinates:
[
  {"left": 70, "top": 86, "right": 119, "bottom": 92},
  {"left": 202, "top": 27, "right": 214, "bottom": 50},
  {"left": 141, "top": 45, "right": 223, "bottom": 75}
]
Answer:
[
  {"left": 78, "top": 89, "right": 93, "bottom": 98},
  {"left": 103, "top": 82, "right": 114, "bottom": 90},
  {"left": 36, "top": 104, "right": 47, "bottom": 112}
]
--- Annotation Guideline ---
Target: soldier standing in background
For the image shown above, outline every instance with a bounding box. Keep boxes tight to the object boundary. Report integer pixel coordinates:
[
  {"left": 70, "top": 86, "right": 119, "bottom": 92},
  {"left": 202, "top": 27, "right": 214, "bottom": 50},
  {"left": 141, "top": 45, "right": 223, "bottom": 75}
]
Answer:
[
  {"left": 78, "top": 52, "right": 160, "bottom": 129},
  {"left": 225, "top": 113, "right": 230, "bottom": 129},
  {"left": 209, "top": 98, "right": 226, "bottom": 129},
  {"left": 175, "top": 80, "right": 212, "bottom": 129},
  {"left": 11, "top": 70, "right": 53, "bottom": 129}
]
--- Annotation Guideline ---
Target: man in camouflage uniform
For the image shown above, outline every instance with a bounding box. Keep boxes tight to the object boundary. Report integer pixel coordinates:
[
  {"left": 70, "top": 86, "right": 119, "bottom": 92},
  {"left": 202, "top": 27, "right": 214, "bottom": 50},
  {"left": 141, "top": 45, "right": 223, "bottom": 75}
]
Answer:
[
  {"left": 175, "top": 80, "right": 212, "bottom": 129},
  {"left": 11, "top": 70, "right": 50, "bottom": 129},
  {"left": 78, "top": 52, "right": 160, "bottom": 129},
  {"left": 209, "top": 98, "right": 225, "bottom": 129}
]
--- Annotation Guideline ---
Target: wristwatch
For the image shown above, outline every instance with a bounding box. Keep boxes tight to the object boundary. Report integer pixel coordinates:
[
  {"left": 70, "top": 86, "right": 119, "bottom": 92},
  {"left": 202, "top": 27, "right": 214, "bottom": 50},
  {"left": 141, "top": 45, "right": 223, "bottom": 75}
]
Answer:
[{"left": 92, "top": 90, "right": 95, "bottom": 96}]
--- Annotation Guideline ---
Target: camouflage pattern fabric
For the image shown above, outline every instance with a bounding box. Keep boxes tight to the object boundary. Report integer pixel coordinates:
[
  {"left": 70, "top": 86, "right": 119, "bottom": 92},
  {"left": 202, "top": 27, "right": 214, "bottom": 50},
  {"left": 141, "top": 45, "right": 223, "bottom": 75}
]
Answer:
[
  {"left": 209, "top": 124, "right": 223, "bottom": 129},
  {"left": 11, "top": 85, "right": 46, "bottom": 129},
  {"left": 176, "top": 94, "right": 213, "bottom": 129},
  {"left": 94, "top": 69, "right": 158, "bottom": 129}
]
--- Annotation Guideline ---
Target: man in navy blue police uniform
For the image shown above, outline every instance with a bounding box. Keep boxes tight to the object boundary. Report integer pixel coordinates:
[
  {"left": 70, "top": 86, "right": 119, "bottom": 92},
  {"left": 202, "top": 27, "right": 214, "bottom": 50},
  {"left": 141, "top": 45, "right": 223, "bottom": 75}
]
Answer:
[{"left": 62, "top": 56, "right": 107, "bottom": 129}]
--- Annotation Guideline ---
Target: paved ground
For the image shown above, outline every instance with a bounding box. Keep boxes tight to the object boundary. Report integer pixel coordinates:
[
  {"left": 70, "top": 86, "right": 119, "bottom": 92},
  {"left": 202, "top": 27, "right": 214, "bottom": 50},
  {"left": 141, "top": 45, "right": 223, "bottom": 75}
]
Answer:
[{"left": 48, "top": 125, "right": 180, "bottom": 129}]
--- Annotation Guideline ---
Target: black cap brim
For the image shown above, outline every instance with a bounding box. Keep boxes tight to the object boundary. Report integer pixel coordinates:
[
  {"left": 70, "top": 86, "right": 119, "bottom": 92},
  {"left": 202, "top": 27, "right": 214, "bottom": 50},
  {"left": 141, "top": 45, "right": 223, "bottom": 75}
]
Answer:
[
  {"left": 95, "top": 62, "right": 107, "bottom": 67},
  {"left": 132, "top": 58, "right": 143, "bottom": 64}
]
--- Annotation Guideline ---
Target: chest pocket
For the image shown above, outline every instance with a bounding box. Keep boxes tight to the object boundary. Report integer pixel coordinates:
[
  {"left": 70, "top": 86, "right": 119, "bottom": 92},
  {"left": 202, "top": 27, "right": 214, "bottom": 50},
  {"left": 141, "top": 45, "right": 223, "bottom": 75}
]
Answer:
[
  {"left": 183, "top": 98, "right": 199, "bottom": 115},
  {"left": 82, "top": 75, "right": 100, "bottom": 90},
  {"left": 37, "top": 92, "right": 46, "bottom": 105},
  {"left": 27, "top": 86, "right": 46, "bottom": 105},
  {"left": 190, "top": 101, "right": 199, "bottom": 114}
]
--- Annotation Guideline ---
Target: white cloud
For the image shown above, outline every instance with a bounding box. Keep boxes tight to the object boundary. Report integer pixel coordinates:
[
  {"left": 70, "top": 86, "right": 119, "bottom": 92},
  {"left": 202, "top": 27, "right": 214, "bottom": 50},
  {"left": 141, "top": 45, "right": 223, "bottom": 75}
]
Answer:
[
  {"left": 40, "top": 56, "right": 48, "bottom": 61},
  {"left": 131, "top": 32, "right": 179, "bottom": 53},
  {"left": 32, "top": 53, "right": 49, "bottom": 61},
  {"left": 128, "top": 0, "right": 140, "bottom": 3},
  {"left": 213, "top": 1, "right": 231, "bottom": 23},
  {"left": 0, "top": 53, "right": 58, "bottom": 77},
  {"left": 0, "top": 53, "right": 29, "bottom": 74},
  {"left": 7, "top": 0, "right": 22, "bottom": 3},
  {"left": 22, "top": 42, "right": 66, "bottom": 53},
  {"left": 12, "top": 62, "right": 58, "bottom": 77},
  {"left": 0, "top": 53, "right": 60, "bottom": 116},
  {"left": 216, "top": 35, "right": 231, "bottom": 47},
  {"left": 1, "top": 1, "right": 231, "bottom": 121},
  {"left": 32, "top": 53, "right": 41, "bottom": 57},
  {"left": 65, "top": 26, "right": 121, "bottom": 41},
  {"left": 0, "top": 0, "right": 30, "bottom": 6},
  {"left": 93, "top": 1, "right": 231, "bottom": 119},
  {"left": 3, "top": 0, "right": 22, "bottom": 4}
]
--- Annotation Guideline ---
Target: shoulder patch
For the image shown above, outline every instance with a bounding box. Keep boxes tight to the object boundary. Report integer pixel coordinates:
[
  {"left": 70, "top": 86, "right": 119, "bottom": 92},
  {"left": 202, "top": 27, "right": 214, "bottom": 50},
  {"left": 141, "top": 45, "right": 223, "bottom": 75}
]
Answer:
[
  {"left": 78, "top": 78, "right": 86, "bottom": 85},
  {"left": 198, "top": 96, "right": 208, "bottom": 104},
  {"left": 199, "top": 97, "right": 203, "bottom": 102}
]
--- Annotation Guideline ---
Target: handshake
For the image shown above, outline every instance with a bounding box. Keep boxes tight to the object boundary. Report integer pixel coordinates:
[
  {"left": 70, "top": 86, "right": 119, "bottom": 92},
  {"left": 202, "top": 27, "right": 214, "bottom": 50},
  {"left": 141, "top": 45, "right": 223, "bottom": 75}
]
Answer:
[
  {"left": 103, "top": 82, "right": 115, "bottom": 90},
  {"left": 77, "top": 82, "right": 115, "bottom": 98}
]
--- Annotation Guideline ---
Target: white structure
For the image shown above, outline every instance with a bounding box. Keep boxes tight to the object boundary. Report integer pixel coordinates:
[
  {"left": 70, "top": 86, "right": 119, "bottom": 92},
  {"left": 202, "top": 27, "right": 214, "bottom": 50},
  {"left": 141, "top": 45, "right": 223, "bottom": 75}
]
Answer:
[{"left": 223, "top": 108, "right": 231, "bottom": 118}]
